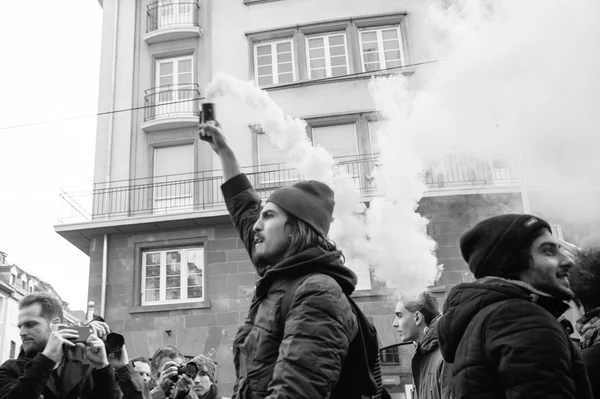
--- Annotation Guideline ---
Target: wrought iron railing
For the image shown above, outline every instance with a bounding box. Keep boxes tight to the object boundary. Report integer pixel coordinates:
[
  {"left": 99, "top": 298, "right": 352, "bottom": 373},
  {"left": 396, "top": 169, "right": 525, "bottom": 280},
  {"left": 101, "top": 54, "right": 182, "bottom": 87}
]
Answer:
[
  {"left": 144, "top": 84, "right": 200, "bottom": 121},
  {"left": 57, "top": 154, "right": 519, "bottom": 224},
  {"left": 147, "top": 1, "right": 200, "bottom": 33}
]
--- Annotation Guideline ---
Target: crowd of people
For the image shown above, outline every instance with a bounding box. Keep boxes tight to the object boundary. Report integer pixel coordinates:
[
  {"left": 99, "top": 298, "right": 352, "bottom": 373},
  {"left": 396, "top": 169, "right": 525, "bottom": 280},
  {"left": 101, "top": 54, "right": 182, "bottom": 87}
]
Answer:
[{"left": 0, "top": 120, "right": 599, "bottom": 399}]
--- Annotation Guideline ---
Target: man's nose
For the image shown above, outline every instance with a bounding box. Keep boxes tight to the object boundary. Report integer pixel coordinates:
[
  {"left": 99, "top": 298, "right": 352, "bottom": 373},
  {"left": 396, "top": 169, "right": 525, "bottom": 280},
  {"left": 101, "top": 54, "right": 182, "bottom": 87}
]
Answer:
[
  {"left": 252, "top": 218, "right": 262, "bottom": 232},
  {"left": 392, "top": 317, "right": 399, "bottom": 327}
]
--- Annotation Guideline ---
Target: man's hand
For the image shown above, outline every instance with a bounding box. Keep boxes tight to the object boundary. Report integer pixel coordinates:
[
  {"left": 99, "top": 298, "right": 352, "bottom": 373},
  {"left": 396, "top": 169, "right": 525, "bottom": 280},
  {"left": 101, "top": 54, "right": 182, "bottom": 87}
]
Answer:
[
  {"left": 199, "top": 122, "right": 230, "bottom": 155},
  {"left": 108, "top": 344, "right": 129, "bottom": 369},
  {"left": 42, "top": 328, "right": 77, "bottom": 364},
  {"left": 88, "top": 320, "right": 111, "bottom": 339},
  {"left": 80, "top": 334, "right": 109, "bottom": 369},
  {"left": 158, "top": 361, "right": 178, "bottom": 395},
  {"left": 174, "top": 374, "right": 193, "bottom": 395}
]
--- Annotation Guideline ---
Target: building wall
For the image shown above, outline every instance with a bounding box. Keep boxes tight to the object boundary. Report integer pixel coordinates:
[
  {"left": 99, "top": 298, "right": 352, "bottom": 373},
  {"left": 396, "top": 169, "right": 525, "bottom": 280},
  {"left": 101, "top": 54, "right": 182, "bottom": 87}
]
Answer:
[{"left": 0, "top": 292, "right": 22, "bottom": 363}]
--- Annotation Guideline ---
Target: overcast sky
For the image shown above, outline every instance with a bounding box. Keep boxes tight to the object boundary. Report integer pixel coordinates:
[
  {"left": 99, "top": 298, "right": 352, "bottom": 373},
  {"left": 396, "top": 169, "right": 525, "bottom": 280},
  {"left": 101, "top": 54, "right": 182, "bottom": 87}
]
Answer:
[{"left": 0, "top": 1, "right": 102, "bottom": 311}]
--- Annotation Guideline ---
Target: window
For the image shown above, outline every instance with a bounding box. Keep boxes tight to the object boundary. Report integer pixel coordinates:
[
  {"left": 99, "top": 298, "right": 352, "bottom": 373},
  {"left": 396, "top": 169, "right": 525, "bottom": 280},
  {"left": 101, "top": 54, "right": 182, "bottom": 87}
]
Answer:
[
  {"left": 380, "top": 345, "right": 400, "bottom": 365},
  {"left": 306, "top": 32, "right": 349, "bottom": 79},
  {"left": 368, "top": 120, "right": 385, "bottom": 154},
  {"left": 359, "top": 26, "right": 404, "bottom": 72},
  {"left": 254, "top": 39, "right": 295, "bottom": 86},
  {"left": 142, "top": 247, "right": 204, "bottom": 305},
  {"left": 551, "top": 224, "right": 564, "bottom": 240},
  {"left": 153, "top": 144, "right": 194, "bottom": 214},
  {"left": 9, "top": 274, "right": 15, "bottom": 285},
  {"left": 155, "top": 56, "right": 194, "bottom": 115},
  {"left": 9, "top": 341, "right": 16, "bottom": 359}
]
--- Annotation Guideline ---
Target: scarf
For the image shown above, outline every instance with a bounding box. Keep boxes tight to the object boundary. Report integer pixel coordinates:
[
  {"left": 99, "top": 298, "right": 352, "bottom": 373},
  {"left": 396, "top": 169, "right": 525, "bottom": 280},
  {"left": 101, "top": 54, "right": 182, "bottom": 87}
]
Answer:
[{"left": 576, "top": 307, "right": 600, "bottom": 349}]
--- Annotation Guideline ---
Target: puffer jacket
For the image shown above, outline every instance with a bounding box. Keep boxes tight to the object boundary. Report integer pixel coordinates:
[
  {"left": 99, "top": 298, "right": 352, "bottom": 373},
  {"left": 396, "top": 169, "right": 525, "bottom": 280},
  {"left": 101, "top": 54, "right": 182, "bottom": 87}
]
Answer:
[
  {"left": 222, "top": 174, "right": 359, "bottom": 399},
  {"left": 411, "top": 316, "right": 449, "bottom": 399},
  {"left": 437, "top": 277, "right": 592, "bottom": 399}
]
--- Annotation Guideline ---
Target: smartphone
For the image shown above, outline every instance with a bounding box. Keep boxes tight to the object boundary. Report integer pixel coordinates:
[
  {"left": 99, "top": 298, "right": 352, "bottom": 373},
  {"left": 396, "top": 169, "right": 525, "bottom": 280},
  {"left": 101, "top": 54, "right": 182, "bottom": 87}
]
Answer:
[{"left": 58, "top": 325, "right": 93, "bottom": 343}]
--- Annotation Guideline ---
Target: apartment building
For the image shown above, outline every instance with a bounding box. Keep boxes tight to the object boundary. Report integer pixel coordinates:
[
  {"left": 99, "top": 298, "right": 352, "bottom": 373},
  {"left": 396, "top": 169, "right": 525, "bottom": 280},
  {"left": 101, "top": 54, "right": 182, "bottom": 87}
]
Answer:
[{"left": 53, "top": 0, "right": 566, "bottom": 397}]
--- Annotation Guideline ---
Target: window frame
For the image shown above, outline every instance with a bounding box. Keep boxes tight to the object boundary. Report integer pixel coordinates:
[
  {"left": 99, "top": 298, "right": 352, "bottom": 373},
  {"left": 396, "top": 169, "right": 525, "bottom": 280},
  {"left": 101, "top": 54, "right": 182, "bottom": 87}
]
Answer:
[
  {"left": 253, "top": 38, "right": 297, "bottom": 87},
  {"left": 305, "top": 31, "right": 350, "bottom": 79},
  {"left": 358, "top": 25, "right": 405, "bottom": 73},
  {"left": 140, "top": 246, "right": 205, "bottom": 306}
]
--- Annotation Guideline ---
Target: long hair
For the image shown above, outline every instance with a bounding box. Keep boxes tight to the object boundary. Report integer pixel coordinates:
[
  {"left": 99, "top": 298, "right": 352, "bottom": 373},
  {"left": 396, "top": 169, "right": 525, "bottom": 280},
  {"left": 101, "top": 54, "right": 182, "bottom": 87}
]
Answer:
[{"left": 284, "top": 213, "right": 341, "bottom": 260}]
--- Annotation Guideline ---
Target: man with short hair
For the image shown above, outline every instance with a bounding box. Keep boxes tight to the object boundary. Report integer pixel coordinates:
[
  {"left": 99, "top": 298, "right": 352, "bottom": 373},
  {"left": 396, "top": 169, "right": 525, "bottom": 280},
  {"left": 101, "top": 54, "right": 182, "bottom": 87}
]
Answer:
[
  {"left": 0, "top": 292, "right": 121, "bottom": 399},
  {"left": 199, "top": 122, "right": 375, "bottom": 398},
  {"left": 149, "top": 346, "right": 192, "bottom": 399},
  {"left": 131, "top": 356, "right": 151, "bottom": 386},
  {"left": 393, "top": 291, "right": 449, "bottom": 398},
  {"left": 568, "top": 248, "right": 600, "bottom": 398},
  {"left": 437, "top": 214, "right": 592, "bottom": 398}
]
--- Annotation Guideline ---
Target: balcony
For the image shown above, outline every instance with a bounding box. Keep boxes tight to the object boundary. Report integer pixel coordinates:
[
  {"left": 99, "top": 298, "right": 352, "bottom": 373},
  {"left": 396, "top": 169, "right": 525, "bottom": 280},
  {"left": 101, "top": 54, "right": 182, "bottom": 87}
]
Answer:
[
  {"left": 140, "top": 84, "right": 201, "bottom": 132},
  {"left": 144, "top": 1, "right": 202, "bottom": 44},
  {"left": 56, "top": 154, "right": 520, "bottom": 226}
]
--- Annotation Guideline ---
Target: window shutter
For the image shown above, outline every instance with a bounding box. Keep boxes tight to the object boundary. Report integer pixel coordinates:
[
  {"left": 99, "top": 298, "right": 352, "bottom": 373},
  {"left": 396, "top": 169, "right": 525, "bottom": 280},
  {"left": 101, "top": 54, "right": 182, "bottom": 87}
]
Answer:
[
  {"left": 257, "top": 134, "right": 289, "bottom": 170},
  {"left": 154, "top": 145, "right": 193, "bottom": 178},
  {"left": 312, "top": 124, "right": 358, "bottom": 159}
]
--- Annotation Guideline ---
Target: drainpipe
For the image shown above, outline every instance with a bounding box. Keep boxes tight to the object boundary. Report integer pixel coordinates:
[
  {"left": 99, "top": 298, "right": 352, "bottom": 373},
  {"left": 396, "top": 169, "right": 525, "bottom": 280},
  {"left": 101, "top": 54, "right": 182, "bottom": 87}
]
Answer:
[
  {"left": 101, "top": 234, "right": 108, "bottom": 318},
  {"left": 105, "top": 0, "right": 120, "bottom": 186}
]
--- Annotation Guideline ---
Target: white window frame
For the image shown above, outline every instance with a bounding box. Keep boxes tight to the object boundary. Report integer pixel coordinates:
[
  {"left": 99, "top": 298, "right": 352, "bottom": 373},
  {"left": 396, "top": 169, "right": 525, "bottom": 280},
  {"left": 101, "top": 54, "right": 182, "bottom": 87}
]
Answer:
[
  {"left": 358, "top": 26, "right": 405, "bottom": 72},
  {"left": 305, "top": 32, "right": 349, "bottom": 79},
  {"left": 551, "top": 224, "right": 564, "bottom": 240},
  {"left": 141, "top": 247, "right": 205, "bottom": 305},
  {"left": 254, "top": 39, "right": 296, "bottom": 86}
]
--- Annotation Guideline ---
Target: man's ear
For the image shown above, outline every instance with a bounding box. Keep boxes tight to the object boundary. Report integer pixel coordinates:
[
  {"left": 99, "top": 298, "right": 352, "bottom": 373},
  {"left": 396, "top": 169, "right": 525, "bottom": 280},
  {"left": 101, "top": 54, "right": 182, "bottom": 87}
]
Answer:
[{"left": 414, "top": 311, "right": 423, "bottom": 326}]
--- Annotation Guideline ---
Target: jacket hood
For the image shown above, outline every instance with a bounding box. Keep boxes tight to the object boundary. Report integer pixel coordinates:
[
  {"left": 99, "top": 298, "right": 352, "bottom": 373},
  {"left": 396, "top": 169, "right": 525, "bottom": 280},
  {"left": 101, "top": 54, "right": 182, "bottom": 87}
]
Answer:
[
  {"left": 438, "top": 277, "right": 569, "bottom": 362},
  {"left": 255, "top": 247, "right": 357, "bottom": 298},
  {"left": 418, "top": 315, "right": 441, "bottom": 355}
]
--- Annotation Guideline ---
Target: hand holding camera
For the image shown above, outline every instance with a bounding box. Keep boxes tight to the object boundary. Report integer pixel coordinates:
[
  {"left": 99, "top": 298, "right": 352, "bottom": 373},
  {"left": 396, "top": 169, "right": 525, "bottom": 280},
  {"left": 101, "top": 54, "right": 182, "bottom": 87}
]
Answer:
[{"left": 42, "top": 327, "right": 78, "bottom": 364}]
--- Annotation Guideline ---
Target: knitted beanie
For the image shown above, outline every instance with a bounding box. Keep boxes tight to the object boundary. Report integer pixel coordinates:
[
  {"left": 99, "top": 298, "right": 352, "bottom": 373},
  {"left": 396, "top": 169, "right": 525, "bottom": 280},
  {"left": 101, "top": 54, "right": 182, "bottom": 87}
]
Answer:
[
  {"left": 460, "top": 214, "right": 551, "bottom": 278},
  {"left": 267, "top": 180, "right": 335, "bottom": 237},
  {"left": 190, "top": 355, "right": 216, "bottom": 382}
]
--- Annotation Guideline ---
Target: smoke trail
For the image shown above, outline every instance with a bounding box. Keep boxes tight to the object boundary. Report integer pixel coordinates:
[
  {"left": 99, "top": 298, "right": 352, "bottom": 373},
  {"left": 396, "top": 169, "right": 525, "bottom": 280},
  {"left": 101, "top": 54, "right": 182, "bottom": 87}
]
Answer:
[{"left": 206, "top": 75, "right": 374, "bottom": 282}]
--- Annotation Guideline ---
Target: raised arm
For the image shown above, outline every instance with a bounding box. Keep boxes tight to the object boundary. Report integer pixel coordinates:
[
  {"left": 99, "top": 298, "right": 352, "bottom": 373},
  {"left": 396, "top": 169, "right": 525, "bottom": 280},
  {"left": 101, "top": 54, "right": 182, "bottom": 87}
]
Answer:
[{"left": 199, "top": 122, "right": 240, "bottom": 183}]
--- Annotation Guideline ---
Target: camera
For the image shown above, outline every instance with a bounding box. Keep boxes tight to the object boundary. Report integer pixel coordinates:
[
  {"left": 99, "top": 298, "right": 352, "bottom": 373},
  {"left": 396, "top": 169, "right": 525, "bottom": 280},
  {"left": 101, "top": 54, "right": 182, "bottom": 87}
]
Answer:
[
  {"left": 170, "top": 362, "right": 199, "bottom": 382},
  {"left": 104, "top": 332, "right": 125, "bottom": 359}
]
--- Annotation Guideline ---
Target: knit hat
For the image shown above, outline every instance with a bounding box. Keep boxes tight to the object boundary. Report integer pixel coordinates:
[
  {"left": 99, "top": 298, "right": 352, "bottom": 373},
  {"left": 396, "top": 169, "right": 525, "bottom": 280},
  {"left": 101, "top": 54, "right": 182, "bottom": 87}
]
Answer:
[
  {"left": 460, "top": 214, "right": 552, "bottom": 278},
  {"left": 267, "top": 180, "right": 335, "bottom": 237},
  {"left": 190, "top": 355, "right": 216, "bottom": 382}
]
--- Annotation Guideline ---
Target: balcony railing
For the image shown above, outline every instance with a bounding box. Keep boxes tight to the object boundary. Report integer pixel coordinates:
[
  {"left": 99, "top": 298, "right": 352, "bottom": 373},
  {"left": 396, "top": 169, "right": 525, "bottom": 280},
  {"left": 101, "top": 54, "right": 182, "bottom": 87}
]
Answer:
[
  {"left": 144, "top": 84, "right": 200, "bottom": 122},
  {"left": 57, "top": 154, "right": 519, "bottom": 224},
  {"left": 147, "top": 1, "right": 200, "bottom": 33}
]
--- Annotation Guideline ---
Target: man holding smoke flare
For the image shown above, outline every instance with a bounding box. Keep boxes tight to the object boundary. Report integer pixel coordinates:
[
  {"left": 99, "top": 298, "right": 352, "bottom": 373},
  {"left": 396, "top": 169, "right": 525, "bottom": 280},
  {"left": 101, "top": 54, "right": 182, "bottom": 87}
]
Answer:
[{"left": 198, "top": 115, "right": 381, "bottom": 399}]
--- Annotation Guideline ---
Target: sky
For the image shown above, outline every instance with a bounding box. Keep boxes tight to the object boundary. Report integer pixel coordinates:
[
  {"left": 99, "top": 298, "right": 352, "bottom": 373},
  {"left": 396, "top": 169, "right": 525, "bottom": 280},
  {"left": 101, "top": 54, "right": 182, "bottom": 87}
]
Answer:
[{"left": 0, "top": 1, "right": 102, "bottom": 311}]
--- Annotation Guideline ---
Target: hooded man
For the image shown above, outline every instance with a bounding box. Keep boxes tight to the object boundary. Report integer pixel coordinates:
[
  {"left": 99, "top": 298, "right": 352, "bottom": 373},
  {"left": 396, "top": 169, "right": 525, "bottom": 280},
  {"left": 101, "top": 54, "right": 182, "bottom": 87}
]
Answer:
[
  {"left": 569, "top": 248, "right": 600, "bottom": 398},
  {"left": 437, "top": 214, "right": 592, "bottom": 398},
  {"left": 393, "top": 291, "right": 449, "bottom": 399},
  {"left": 199, "top": 122, "right": 362, "bottom": 399}
]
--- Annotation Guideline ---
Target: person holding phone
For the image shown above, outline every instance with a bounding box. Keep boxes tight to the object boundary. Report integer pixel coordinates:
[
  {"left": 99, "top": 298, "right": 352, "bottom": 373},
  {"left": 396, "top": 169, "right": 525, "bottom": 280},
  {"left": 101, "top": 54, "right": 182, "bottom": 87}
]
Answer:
[{"left": 0, "top": 292, "right": 121, "bottom": 399}]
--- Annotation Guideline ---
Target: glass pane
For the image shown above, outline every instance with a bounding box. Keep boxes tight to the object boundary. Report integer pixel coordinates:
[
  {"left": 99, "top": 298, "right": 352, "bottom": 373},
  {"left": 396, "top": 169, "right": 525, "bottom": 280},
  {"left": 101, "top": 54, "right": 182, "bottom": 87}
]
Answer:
[
  {"left": 166, "top": 251, "right": 181, "bottom": 264},
  {"left": 145, "top": 277, "right": 160, "bottom": 289},
  {"left": 361, "top": 31, "right": 377, "bottom": 43},
  {"left": 382, "top": 29, "right": 399, "bottom": 40},
  {"left": 146, "top": 265, "right": 160, "bottom": 277},
  {"left": 167, "top": 262, "right": 180, "bottom": 274},
  {"left": 309, "top": 48, "right": 325, "bottom": 59},
  {"left": 166, "top": 288, "right": 181, "bottom": 300},
  {"left": 258, "top": 76, "right": 273, "bottom": 86},
  {"left": 256, "top": 45, "right": 271, "bottom": 56},
  {"left": 328, "top": 35, "right": 345, "bottom": 46},
  {"left": 166, "top": 276, "right": 180, "bottom": 288},
  {"left": 159, "top": 76, "right": 173, "bottom": 87},
  {"left": 145, "top": 289, "right": 159, "bottom": 302},
  {"left": 330, "top": 55, "right": 347, "bottom": 67},
  {"left": 329, "top": 45, "right": 346, "bottom": 57},
  {"left": 311, "top": 69, "right": 327, "bottom": 79},
  {"left": 383, "top": 40, "right": 400, "bottom": 51},
  {"left": 365, "top": 62, "right": 380, "bottom": 72},
  {"left": 278, "top": 72, "right": 294, "bottom": 83},
  {"left": 188, "top": 286, "right": 203, "bottom": 299},
  {"left": 277, "top": 52, "right": 292, "bottom": 63},
  {"left": 363, "top": 51, "right": 379, "bottom": 64},
  {"left": 331, "top": 66, "right": 347, "bottom": 77},
  {"left": 384, "top": 50, "right": 402, "bottom": 61},
  {"left": 308, "top": 37, "right": 324, "bottom": 49},
  {"left": 178, "top": 59, "right": 192, "bottom": 73},
  {"left": 188, "top": 249, "right": 202, "bottom": 270},
  {"left": 146, "top": 253, "right": 161, "bottom": 265},
  {"left": 159, "top": 62, "right": 173, "bottom": 76},
  {"left": 278, "top": 62, "right": 293, "bottom": 73},
  {"left": 257, "top": 55, "right": 272, "bottom": 67},
  {"left": 258, "top": 65, "right": 273, "bottom": 76},
  {"left": 276, "top": 41, "right": 291, "bottom": 52},
  {"left": 385, "top": 60, "right": 403, "bottom": 69},
  {"left": 362, "top": 41, "right": 378, "bottom": 52},
  {"left": 178, "top": 72, "right": 192, "bottom": 85},
  {"left": 310, "top": 58, "right": 326, "bottom": 69},
  {"left": 188, "top": 273, "right": 202, "bottom": 286}
]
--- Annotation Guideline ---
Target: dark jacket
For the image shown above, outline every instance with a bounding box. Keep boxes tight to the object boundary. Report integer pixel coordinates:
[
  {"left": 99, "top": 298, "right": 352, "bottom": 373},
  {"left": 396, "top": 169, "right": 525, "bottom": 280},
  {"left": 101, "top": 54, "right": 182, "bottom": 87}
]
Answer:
[
  {"left": 222, "top": 174, "right": 359, "bottom": 399},
  {"left": 438, "top": 277, "right": 592, "bottom": 399},
  {"left": 411, "top": 316, "right": 449, "bottom": 399},
  {"left": 115, "top": 362, "right": 151, "bottom": 399},
  {"left": 0, "top": 347, "right": 121, "bottom": 399},
  {"left": 576, "top": 308, "right": 600, "bottom": 399}
]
